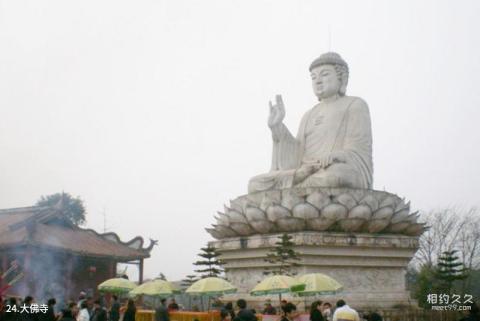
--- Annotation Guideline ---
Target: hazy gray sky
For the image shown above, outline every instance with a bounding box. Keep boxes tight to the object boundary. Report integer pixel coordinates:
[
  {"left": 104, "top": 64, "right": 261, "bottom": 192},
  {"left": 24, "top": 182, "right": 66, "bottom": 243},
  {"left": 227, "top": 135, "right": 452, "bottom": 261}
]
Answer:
[{"left": 1, "top": 0, "right": 479, "bottom": 281}]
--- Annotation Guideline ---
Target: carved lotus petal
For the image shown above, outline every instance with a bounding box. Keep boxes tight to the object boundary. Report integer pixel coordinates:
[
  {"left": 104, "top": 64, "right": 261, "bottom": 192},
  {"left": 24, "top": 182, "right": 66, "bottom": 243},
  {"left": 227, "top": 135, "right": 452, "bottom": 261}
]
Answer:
[
  {"left": 292, "top": 203, "right": 319, "bottom": 220},
  {"left": 250, "top": 220, "right": 274, "bottom": 234},
  {"left": 349, "top": 189, "right": 367, "bottom": 202},
  {"left": 226, "top": 209, "right": 248, "bottom": 223},
  {"left": 281, "top": 190, "right": 304, "bottom": 210},
  {"left": 214, "top": 225, "right": 237, "bottom": 238},
  {"left": 339, "top": 218, "right": 365, "bottom": 232},
  {"left": 379, "top": 195, "right": 397, "bottom": 208},
  {"left": 206, "top": 228, "right": 224, "bottom": 240},
  {"left": 306, "top": 218, "right": 336, "bottom": 231},
  {"left": 387, "top": 222, "right": 410, "bottom": 233},
  {"left": 373, "top": 206, "right": 394, "bottom": 220},
  {"left": 245, "top": 207, "right": 267, "bottom": 222},
  {"left": 306, "top": 191, "right": 330, "bottom": 210},
  {"left": 246, "top": 192, "right": 264, "bottom": 208},
  {"left": 348, "top": 204, "right": 372, "bottom": 220},
  {"left": 215, "top": 212, "right": 230, "bottom": 225},
  {"left": 230, "top": 198, "right": 246, "bottom": 213},
  {"left": 266, "top": 205, "right": 291, "bottom": 222},
  {"left": 335, "top": 193, "right": 357, "bottom": 210},
  {"left": 367, "top": 219, "right": 390, "bottom": 233},
  {"left": 230, "top": 222, "right": 254, "bottom": 236},
  {"left": 276, "top": 217, "right": 305, "bottom": 232},
  {"left": 359, "top": 194, "right": 379, "bottom": 212},
  {"left": 321, "top": 203, "right": 348, "bottom": 221},
  {"left": 391, "top": 208, "right": 410, "bottom": 224},
  {"left": 406, "top": 211, "right": 419, "bottom": 223},
  {"left": 395, "top": 199, "right": 410, "bottom": 212},
  {"left": 404, "top": 223, "right": 427, "bottom": 236},
  {"left": 259, "top": 191, "right": 281, "bottom": 211}
]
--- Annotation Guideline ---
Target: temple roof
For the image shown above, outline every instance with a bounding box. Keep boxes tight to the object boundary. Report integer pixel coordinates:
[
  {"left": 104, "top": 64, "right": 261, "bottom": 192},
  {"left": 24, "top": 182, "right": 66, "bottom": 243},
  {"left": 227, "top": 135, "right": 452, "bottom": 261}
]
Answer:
[{"left": 0, "top": 206, "right": 155, "bottom": 261}]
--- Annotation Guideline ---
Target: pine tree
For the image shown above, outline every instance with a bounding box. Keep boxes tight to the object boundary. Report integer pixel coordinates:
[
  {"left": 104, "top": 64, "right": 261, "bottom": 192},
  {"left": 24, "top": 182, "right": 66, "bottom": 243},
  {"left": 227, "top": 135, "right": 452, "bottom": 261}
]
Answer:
[
  {"left": 193, "top": 245, "right": 224, "bottom": 278},
  {"left": 435, "top": 250, "right": 468, "bottom": 294},
  {"left": 181, "top": 274, "right": 199, "bottom": 289},
  {"left": 264, "top": 233, "right": 301, "bottom": 275}
]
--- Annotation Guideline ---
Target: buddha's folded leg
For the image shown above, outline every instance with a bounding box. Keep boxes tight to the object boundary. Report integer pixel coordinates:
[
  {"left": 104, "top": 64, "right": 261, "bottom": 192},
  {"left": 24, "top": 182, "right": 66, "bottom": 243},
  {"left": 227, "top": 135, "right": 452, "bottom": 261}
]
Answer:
[
  {"left": 248, "top": 169, "right": 297, "bottom": 193},
  {"left": 297, "top": 163, "right": 363, "bottom": 189}
]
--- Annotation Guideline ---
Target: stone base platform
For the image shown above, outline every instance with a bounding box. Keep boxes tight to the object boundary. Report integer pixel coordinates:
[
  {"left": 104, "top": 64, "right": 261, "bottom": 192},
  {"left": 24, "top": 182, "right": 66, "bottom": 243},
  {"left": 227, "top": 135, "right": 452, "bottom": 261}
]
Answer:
[{"left": 210, "top": 231, "right": 419, "bottom": 310}]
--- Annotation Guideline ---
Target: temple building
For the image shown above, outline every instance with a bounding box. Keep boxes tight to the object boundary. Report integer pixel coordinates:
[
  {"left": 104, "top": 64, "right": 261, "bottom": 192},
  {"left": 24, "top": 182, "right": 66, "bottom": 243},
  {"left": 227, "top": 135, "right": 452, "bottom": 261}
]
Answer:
[{"left": 0, "top": 204, "right": 154, "bottom": 301}]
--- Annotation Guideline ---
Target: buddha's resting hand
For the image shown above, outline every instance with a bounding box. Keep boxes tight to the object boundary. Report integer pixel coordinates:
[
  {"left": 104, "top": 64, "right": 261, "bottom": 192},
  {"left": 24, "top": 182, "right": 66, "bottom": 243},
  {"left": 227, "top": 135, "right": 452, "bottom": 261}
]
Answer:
[
  {"left": 268, "top": 94, "right": 286, "bottom": 128},
  {"left": 316, "top": 151, "right": 346, "bottom": 168},
  {"left": 293, "top": 152, "right": 347, "bottom": 184}
]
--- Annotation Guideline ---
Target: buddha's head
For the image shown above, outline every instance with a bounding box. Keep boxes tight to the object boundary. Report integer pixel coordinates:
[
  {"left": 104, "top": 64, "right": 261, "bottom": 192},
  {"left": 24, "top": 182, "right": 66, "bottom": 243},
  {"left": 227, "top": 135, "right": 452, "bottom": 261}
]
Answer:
[{"left": 309, "top": 52, "right": 349, "bottom": 100}]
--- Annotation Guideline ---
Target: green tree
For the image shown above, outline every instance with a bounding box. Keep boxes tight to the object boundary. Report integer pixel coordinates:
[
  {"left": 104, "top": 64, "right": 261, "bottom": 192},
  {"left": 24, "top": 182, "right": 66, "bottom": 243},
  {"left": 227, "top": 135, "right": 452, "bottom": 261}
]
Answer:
[
  {"left": 193, "top": 245, "right": 224, "bottom": 278},
  {"left": 36, "top": 192, "right": 86, "bottom": 226},
  {"left": 157, "top": 272, "right": 167, "bottom": 280},
  {"left": 413, "top": 265, "right": 437, "bottom": 308},
  {"left": 181, "top": 274, "right": 199, "bottom": 289},
  {"left": 435, "top": 250, "right": 468, "bottom": 294},
  {"left": 264, "top": 233, "right": 301, "bottom": 275}
]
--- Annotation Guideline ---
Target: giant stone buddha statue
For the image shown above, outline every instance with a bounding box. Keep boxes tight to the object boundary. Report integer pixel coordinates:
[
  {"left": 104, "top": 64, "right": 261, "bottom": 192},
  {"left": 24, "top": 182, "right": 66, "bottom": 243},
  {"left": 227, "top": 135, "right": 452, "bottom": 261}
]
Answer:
[
  {"left": 206, "top": 52, "right": 424, "bottom": 240},
  {"left": 249, "top": 52, "right": 373, "bottom": 193}
]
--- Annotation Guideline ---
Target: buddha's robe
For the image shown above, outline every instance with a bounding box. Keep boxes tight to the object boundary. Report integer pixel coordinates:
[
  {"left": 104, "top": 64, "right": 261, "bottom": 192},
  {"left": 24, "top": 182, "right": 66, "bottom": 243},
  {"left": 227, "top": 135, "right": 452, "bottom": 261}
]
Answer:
[{"left": 248, "top": 96, "right": 373, "bottom": 193}]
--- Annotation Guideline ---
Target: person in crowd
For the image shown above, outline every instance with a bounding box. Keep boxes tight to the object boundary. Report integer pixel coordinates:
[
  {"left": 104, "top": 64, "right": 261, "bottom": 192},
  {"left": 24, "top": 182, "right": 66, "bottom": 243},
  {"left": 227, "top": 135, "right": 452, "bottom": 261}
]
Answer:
[
  {"left": 3, "top": 297, "right": 19, "bottom": 321},
  {"left": 85, "top": 298, "right": 94, "bottom": 318},
  {"left": 220, "top": 308, "right": 231, "bottom": 321},
  {"left": 41, "top": 298, "right": 57, "bottom": 321},
  {"left": 77, "top": 301, "right": 89, "bottom": 321},
  {"left": 233, "top": 299, "right": 257, "bottom": 321},
  {"left": 167, "top": 299, "right": 179, "bottom": 312},
  {"left": 280, "top": 303, "right": 297, "bottom": 321},
  {"left": 309, "top": 301, "right": 324, "bottom": 321},
  {"left": 90, "top": 300, "right": 106, "bottom": 321},
  {"left": 262, "top": 300, "right": 276, "bottom": 315},
  {"left": 109, "top": 296, "right": 120, "bottom": 321},
  {"left": 332, "top": 300, "right": 359, "bottom": 321},
  {"left": 155, "top": 299, "right": 169, "bottom": 321},
  {"left": 280, "top": 300, "right": 288, "bottom": 316},
  {"left": 77, "top": 293, "right": 86, "bottom": 309},
  {"left": 321, "top": 303, "right": 332, "bottom": 321},
  {"left": 58, "top": 310, "right": 75, "bottom": 321},
  {"left": 66, "top": 302, "right": 78, "bottom": 320},
  {"left": 122, "top": 300, "right": 136, "bottom": 321},
  {"left": 22, "top": 296, "right": 38, "bottom": 321},
  {"left": 222, "top": 302, "right": 235, "bottom": 320}
]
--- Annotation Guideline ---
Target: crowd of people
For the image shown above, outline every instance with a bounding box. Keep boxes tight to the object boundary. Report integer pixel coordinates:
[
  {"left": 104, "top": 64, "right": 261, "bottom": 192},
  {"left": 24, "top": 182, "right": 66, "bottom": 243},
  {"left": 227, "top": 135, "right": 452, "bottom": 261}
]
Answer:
[
  {"left": 219, "top": 298, "right": 364, "bottom": 321},
  {"left": 2, "top": 294, "right": 479, "bottom": 321}
]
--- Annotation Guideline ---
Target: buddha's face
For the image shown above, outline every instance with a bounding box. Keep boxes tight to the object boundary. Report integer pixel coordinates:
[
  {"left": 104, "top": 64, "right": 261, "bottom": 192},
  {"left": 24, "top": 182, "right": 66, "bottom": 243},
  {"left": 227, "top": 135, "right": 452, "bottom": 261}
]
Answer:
[{"left": 311, "top": 64, "right": 341, "bottom": 99}]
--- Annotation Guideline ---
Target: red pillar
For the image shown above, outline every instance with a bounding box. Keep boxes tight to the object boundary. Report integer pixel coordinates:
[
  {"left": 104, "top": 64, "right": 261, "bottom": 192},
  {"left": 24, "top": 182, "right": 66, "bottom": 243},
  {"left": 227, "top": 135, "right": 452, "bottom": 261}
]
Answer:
[{"left": 138, "top": 259, "right": 144, "bottom": 284}]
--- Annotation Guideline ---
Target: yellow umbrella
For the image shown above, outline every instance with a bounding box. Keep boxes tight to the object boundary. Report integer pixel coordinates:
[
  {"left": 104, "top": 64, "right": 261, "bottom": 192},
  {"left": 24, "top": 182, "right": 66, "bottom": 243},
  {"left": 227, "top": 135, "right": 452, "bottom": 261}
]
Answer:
[
  {"left": 185, "top": 277, "right": 237, "bottom": 296},
  {"left": 98, "top": 278, "right": 136, "bottom": 294},
  {"left": 250, "top": 275, "right": 305, "bottom": 296},
  {"left": 295, "top": 273, "right": 343, "bottom": 296},
  {"left": 130, "top": 279, "right": 181, "bottom": 297}
]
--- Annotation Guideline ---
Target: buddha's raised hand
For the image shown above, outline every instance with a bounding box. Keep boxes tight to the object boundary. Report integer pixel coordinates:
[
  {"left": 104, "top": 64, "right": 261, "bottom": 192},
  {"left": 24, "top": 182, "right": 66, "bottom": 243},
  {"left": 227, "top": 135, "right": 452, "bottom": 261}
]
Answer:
[{"left": 268, "top": 94, "right": 286, "bottom": 128}]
